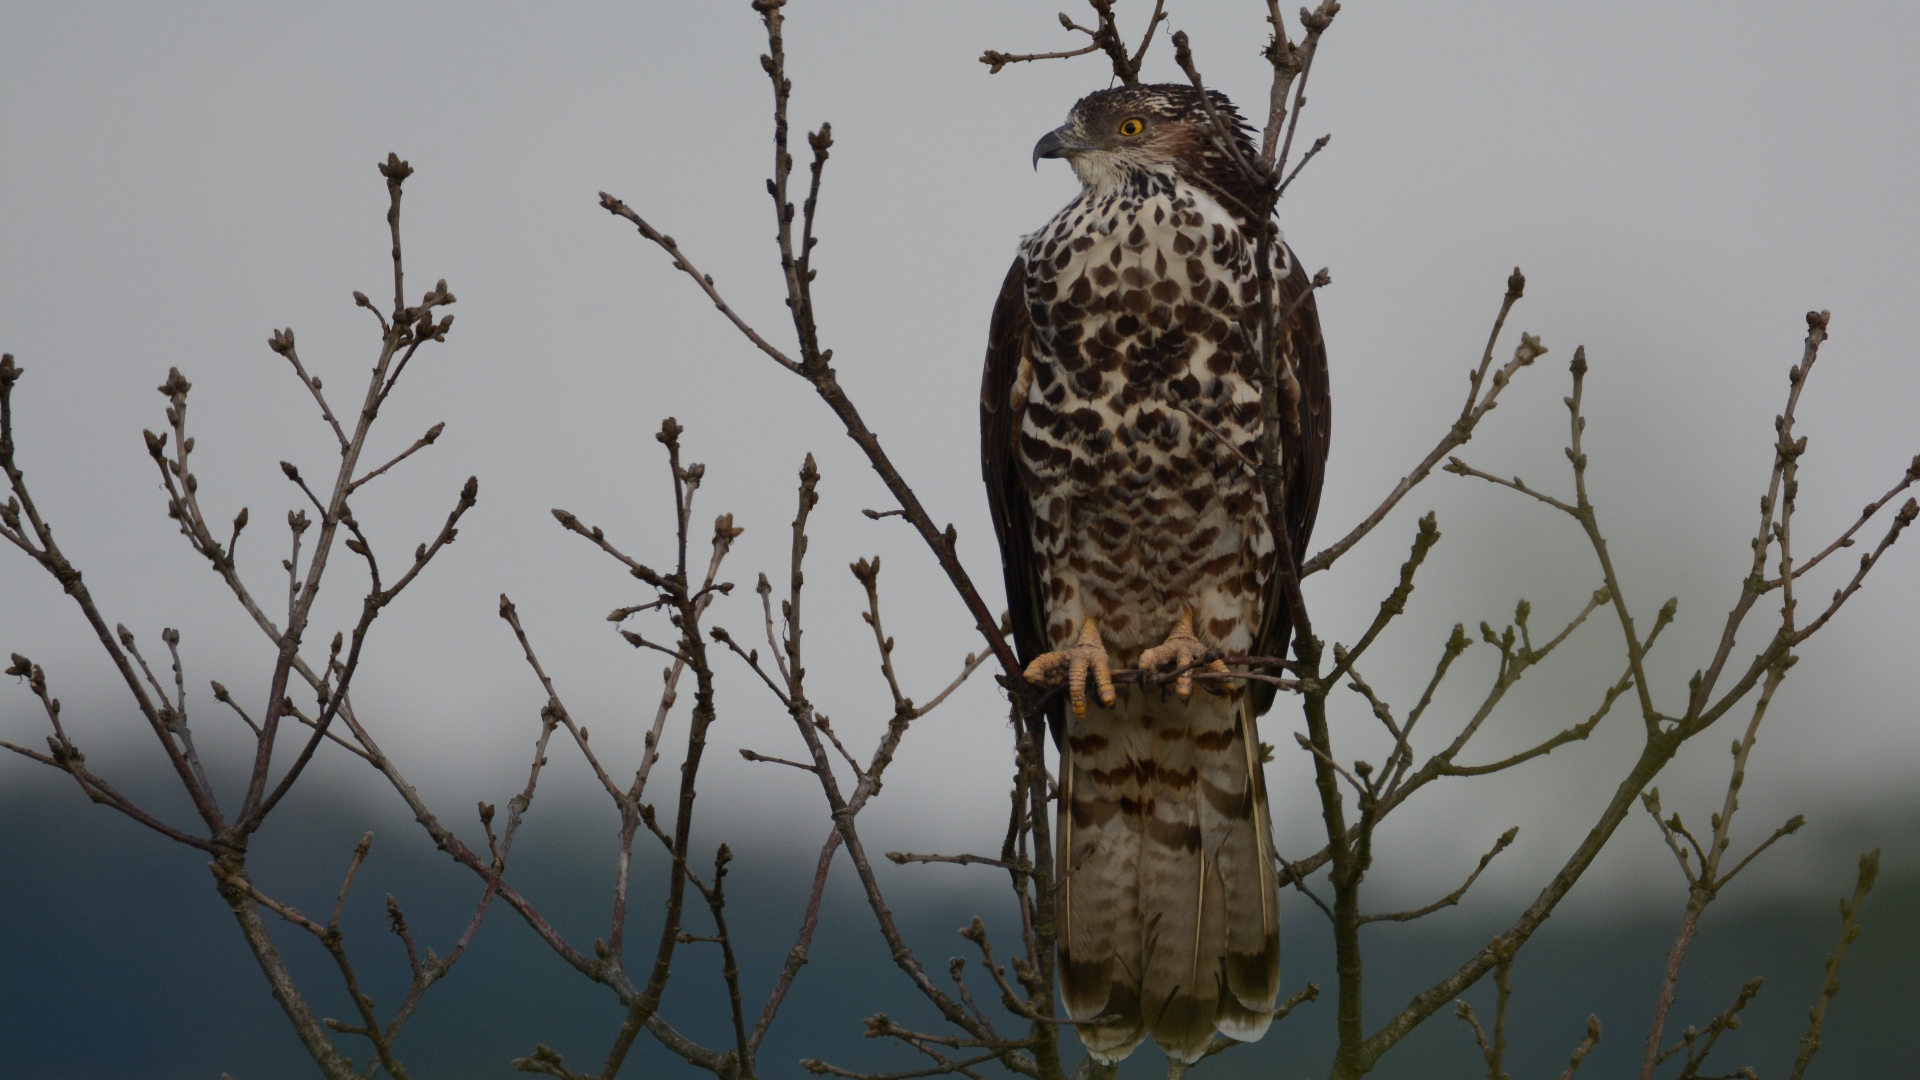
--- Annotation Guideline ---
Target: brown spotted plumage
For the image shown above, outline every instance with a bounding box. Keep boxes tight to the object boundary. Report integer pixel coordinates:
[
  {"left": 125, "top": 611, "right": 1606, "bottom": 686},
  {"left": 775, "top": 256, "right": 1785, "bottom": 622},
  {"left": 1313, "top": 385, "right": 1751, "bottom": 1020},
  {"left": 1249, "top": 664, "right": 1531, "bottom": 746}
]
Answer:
[{"left": 980, "top": 84, "right": 1330, "bottom": 1064}]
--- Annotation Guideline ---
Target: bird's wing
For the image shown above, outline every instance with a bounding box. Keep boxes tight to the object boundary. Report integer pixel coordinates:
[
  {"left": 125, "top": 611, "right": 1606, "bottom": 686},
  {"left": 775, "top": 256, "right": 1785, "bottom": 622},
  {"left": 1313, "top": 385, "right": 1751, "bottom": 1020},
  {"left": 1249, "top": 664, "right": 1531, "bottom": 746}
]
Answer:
[
  {"left": 980, "top": 253, "right": 1063, "bottom": 743},
  {"left": 1250, "top": 249, "right": 1332, "bottom": 715}
]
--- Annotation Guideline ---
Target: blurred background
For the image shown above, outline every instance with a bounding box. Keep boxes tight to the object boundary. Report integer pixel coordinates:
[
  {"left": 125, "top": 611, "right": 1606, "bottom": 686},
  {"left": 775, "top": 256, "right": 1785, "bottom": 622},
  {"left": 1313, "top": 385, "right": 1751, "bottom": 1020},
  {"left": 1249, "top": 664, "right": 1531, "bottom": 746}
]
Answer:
[{"left": 2, "top": 2, "right": 1916, "bottom": 1076}]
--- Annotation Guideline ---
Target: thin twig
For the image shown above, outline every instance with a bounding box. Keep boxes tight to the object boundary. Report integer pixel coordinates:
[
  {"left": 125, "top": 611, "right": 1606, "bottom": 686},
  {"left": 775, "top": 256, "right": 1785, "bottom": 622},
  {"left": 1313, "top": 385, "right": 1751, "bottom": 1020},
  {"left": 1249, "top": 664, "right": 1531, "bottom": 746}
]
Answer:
[
  {"left": 740, "top": 748, "right": 818, "bottom": 773},
  {"left": 1789, "top": 849, "right": 1880, "bottom": 1080},
  {"left": 1277, "top": 133, "right": 1330, "bottom": 197},
  {"left": 1303, "top": 271, "right": 1534, "bottom": 578},
  {"left": 1770, "top": 456, "right": 1920, "bottom": 584},
  {"left": 349, "top": 422, "right": 444, "bottom": 493},
  {"left": 978, "top": 44, "right": 1101, "bottom": 74},
  {"left": 888, "top": 852, "right": 1025, "bottom": 872},
  {"left": 1360, "top": 827, "right": 1516, "bottom": 923},
  {"left": 1557, "top": 1016, "right": 1603, "bottom": 1080}
]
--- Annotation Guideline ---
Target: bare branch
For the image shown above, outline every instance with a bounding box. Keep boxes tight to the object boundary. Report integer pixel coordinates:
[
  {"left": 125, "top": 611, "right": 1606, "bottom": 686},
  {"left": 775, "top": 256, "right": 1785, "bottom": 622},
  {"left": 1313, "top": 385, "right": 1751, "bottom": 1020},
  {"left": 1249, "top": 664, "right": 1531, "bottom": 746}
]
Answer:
[
  {"left": 917, "top": 648, "right": 991, "bottom": 717},
  {"left": 1326, "top": 512, "right": 1442, "bottom": 687},
  {"left": 978, "top": 43, "right": 1100, "bottom": 74},
  {"left": 1303, "top": 272, "right": 1537, "bottom": 577},
  {"left": 328, "top": 832, "right": 375, "bottom": 931},
  {"left": 982, "top": 0, "right": 1163, "bottom": 82},
  {"left": 761, "top": 457, "right": 1011, "bottom": 1057},
  {"left": 1361, "top": 827, "right": 1516, "bottom": 924},
  {"left": 598, "top": 194, "right": 804, "bottom": 375},
  {"left": 1656, "top": 977, "right": 1763, "bottom": 1078},
  {"left": 1557, "top": 1016, "right": 1603, "bottom": 1080},
  {"left": 349, "top": 421, "right": 444, "bottom": 493},
  {"left": 1641, "top": 789, "right": 1698, "bottom": 886},
  {"left": 1720, "top": 812, "right": 1807, "bottom": 886},
  {"left": 272, "top": 337, "right": 351, "bottom": 451},
  {"left": 1789, "top": 849, "right": 1880, "bottom": 1080},
  {"left": 1443, "top": 458, "right": 1577, "bottom": 514},
  {"left": 1271, "top": 2, "right": 1341, "bottom": 180},
  {"left": 3, "top": 357, "right": 226, "bottom": 830},
  {"left": 1774, "top": 455, "right": 1920, "bottom": 583},
  {"left": 601, "top": 8, "right": 1024, "bottom": 683},
  {"left": 1688, "top": 312, "right": 1829, "bottom": 724},
  {"left": 888, "top": 852, "right": 1025, "bottom": 873},
  {"left": 740, "top": 748, "right": 818, "bottom": 774},
  {"left": 3, "top": 655, "right": 216, "bottom": 851},
  {"left": 1277, "top": 133, "right": 1331, "bottom": 197}
]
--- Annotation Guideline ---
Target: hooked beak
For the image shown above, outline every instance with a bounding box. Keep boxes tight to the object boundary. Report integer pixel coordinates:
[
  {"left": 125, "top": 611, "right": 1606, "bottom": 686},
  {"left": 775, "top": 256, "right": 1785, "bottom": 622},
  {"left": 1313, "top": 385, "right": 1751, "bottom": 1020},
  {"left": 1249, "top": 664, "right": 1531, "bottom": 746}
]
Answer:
[{"left": 1032, "top": 125, "right": 1085, "bottom": 170}]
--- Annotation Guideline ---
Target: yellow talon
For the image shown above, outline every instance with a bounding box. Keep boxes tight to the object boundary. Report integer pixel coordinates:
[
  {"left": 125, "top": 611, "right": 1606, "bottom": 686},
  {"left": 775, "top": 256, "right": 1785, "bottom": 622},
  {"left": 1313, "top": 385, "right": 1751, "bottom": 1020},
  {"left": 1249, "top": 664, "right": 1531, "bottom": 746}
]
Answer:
[
  {"left": 1023, "top": 616, "right": 1116, "bottom": 717},
  {"left": 1138, "top": 608, "right": 1227, "bottom": 700}
]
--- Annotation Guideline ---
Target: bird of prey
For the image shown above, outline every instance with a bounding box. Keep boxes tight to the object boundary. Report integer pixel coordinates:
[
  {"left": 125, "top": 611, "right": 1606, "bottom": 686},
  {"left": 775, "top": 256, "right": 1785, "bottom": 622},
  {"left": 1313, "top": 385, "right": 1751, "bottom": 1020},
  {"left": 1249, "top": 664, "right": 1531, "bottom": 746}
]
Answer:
[{"left": 980, "top": 84, "right": 1330, "bottom": 1064}]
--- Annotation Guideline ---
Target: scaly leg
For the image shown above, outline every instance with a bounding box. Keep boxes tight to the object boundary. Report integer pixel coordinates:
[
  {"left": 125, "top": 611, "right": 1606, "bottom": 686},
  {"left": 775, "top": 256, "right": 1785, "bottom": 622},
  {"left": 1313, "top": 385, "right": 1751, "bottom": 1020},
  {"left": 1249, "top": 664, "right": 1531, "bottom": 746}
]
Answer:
[
  {"left": 1137, "top": 608, "right": 1228, "bottom": 700},
  {"left": 1025, "top": 616, "right": 1117, "bottom": 718}
]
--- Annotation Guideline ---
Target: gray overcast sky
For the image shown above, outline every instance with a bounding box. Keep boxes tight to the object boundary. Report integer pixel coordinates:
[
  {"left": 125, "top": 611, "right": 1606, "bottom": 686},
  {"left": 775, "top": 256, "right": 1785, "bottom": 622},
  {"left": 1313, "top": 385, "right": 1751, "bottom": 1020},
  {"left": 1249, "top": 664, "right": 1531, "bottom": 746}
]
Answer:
[{"left": 3, "top": 2, "right": 1916, "bottom": 909}]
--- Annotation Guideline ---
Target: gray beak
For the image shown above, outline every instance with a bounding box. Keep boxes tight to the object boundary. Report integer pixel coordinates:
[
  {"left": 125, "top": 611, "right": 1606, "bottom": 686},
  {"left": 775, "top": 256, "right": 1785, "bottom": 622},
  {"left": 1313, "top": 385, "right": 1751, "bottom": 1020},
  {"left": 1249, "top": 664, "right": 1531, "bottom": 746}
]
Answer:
[{"left": 1032, "top": 125, "right": 1079, "bottom": 170}]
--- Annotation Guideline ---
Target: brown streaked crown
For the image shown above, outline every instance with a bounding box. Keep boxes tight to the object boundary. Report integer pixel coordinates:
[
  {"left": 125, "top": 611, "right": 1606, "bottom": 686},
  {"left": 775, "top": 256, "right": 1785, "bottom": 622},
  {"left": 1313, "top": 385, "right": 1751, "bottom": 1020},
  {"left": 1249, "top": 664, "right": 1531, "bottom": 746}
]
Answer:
[{"left": 1054, "top": 83, "right": 1271, "bottom": 218}]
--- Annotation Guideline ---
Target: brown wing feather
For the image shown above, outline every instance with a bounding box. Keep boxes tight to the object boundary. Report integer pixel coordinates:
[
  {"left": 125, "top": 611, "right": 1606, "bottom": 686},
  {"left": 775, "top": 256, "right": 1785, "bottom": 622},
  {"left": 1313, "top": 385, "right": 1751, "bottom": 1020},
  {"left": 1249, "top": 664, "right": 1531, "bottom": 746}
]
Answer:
[
  {"left": 980, "top": 255, "right": 1065, "bottom": 742},
  {"left": 1250, "top": 249, "right": 1332, "bottom": 717}
]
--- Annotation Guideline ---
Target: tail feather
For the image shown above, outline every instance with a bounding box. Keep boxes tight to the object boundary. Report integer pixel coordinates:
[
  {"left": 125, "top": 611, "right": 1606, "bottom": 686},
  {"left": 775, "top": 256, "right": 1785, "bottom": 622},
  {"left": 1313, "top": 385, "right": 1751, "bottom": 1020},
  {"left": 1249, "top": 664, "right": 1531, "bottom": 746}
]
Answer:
[
  {"left": 1139, "top": 698, "right": 1215, "bottom": 1061},
  {"left": 1059, "top": 687, "right": 1280, "bottom": 1064},
  {"left": 1060, "top": 701, "right": 1150, "bottom": 1061},
  {"left": 1211, "top": 694, "right": 1280, "bottom": 1039}
]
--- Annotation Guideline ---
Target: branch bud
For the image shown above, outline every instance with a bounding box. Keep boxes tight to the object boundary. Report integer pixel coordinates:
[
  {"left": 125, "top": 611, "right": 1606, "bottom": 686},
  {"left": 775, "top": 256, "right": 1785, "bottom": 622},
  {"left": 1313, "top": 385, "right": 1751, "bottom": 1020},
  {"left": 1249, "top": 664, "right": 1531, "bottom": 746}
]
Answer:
[{"left": 156, "top": 368, "right": 192, "bottom": 400}]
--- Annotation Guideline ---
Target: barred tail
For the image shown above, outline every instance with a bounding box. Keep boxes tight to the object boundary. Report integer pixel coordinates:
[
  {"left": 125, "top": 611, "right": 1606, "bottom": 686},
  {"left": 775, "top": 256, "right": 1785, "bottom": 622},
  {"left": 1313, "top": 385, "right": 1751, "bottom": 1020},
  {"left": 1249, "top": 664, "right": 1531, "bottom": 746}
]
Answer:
[{"left": 1058, "top": 687, "right": 1280, "bottom": 1064}]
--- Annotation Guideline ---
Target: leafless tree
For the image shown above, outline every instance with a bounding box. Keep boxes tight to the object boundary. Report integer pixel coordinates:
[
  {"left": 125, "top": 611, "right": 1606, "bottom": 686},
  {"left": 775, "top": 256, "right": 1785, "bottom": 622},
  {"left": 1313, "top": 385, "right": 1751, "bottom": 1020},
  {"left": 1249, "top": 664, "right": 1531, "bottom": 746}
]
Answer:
[{"left": 3, "top": 3, "right": 1910, "bottom": 1079}]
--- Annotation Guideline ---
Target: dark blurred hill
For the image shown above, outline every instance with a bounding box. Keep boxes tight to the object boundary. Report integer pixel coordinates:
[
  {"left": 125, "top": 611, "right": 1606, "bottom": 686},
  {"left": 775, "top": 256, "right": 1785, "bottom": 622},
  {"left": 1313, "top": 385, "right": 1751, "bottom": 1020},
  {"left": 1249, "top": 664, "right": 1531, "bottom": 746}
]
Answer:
[{"left": 3, "top": 768, "right": 1914, "bottom": 1080}]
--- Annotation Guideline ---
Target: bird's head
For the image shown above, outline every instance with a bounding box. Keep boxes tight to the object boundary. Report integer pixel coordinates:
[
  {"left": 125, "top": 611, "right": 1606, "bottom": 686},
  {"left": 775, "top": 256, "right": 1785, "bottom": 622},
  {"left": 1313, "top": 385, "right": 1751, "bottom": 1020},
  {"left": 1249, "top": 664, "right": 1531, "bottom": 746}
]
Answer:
[{"left": 1032, "top": 83, "right": 1263, "bottom": 206}]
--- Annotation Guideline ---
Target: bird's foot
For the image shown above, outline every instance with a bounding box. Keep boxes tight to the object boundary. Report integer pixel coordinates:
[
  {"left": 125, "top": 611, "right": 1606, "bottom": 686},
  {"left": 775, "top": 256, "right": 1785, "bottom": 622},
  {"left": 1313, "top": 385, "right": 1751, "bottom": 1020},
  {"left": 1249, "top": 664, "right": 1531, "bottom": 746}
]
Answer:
[
  {"left": 1137, "top": 608, "right": 1227, "bottom": 700},
  {"left": 1024, "top": 616, "right": 1117, "bottom": 718}
]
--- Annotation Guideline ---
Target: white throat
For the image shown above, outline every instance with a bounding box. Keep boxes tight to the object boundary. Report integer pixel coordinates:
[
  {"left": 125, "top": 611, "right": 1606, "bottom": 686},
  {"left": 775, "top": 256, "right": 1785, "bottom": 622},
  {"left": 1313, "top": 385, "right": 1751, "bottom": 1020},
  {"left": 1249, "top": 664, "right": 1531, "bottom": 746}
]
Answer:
[{"left": 1068, "top": 154, "right": 1174, "bottom": 199}]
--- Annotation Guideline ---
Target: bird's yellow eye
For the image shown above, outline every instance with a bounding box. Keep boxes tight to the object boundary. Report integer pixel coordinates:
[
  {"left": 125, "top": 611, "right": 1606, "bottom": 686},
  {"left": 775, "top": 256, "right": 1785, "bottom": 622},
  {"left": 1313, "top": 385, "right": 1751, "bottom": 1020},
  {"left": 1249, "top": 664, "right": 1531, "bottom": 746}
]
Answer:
[{"left": 1118, "top": 118, "right": 1144, "bottom": 137}]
